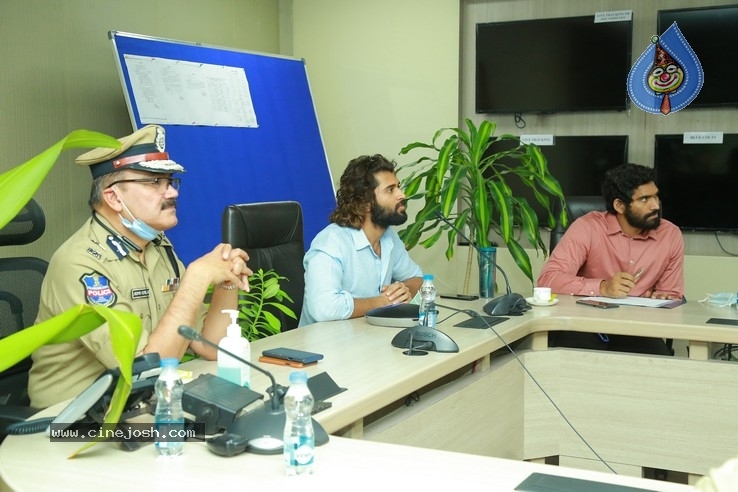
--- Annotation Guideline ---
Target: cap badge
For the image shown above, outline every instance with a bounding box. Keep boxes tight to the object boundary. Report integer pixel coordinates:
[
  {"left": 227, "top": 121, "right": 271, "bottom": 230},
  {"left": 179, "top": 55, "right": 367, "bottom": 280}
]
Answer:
[{"left": 155, "top": 127, "right": 166, "bottom": 152}]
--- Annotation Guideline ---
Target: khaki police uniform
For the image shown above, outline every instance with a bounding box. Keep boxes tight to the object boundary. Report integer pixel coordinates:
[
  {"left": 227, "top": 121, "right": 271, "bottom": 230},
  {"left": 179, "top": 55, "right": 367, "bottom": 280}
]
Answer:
[
  {"left": 28, "top": 214, "right": 204, "bottom": 408},
  {"left": 28, "top": 124, "right": 209, "bottom": 408}
]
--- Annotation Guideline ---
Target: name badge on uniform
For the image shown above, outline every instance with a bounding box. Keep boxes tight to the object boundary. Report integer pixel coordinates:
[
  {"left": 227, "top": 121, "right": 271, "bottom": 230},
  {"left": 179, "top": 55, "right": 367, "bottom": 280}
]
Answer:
[
  {"left": 131, "top": 288, "right": 150, "bottom": 299},
  {"left": 162, "top": 277, "right": 180, "bottom": 293}
]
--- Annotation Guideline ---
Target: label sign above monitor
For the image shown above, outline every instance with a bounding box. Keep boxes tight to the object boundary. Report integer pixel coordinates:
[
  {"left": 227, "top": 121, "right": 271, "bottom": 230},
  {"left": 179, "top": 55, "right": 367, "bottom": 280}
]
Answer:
[{"left": 683, "top": 132, "right": 723, "bottom": 144}]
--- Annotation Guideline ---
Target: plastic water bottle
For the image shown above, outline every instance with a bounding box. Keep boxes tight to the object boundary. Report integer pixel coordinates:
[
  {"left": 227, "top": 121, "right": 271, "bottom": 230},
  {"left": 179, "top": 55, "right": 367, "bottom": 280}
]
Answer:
[
  {"left": 154, "top": 357, "right": 185, "bottom": 457},
  {"left": 418, "top": 274, "right": 437, "bottom": 328},
  {"left": 283, "top": 371, "right": 315, "bottom": 475}
]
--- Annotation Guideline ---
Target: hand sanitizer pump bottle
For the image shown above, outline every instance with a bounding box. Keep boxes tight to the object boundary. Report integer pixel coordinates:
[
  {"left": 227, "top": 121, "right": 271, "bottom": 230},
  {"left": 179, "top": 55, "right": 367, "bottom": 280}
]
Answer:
[{"left": 217, "top": 309, "right": 251, "bottom": 387}]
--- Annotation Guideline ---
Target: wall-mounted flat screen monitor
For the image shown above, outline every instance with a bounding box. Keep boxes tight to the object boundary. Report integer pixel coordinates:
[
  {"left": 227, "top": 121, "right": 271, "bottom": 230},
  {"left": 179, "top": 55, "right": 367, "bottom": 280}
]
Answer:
[
  {"left": 658, "top": 5, "right": 738, "bottom": 109},
  {"left": 476, "top": 15, "right": 632, "bottom": 114},
  {"left": 654, "top": 134, "right": 738, "bottom": 232},
  {"left": 483, "top": 135, "right": 628, "bottom": 227}
]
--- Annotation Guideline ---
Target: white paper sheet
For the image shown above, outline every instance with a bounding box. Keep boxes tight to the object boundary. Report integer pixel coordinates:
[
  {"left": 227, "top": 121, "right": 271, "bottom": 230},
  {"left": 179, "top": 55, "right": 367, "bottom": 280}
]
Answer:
[
  {"left": 579, "top": 296, "right": 674, "bottom": 308},
  {"left": 124, "top": 54, "right": 258, "bottom": 128}
]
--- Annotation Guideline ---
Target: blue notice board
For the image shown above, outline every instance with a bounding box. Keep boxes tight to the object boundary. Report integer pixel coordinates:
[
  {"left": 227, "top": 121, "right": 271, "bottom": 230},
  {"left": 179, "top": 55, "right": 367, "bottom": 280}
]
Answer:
[{"left": 109, "top": 31, "right": 335, "bottom": 264}]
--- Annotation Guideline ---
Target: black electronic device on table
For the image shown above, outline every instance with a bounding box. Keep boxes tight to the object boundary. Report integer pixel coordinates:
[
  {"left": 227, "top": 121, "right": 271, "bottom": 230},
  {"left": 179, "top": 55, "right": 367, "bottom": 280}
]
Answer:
[
  {"left": 182, "top": 373, "right": 263, "bottom": 435},
  {"left": 6, "top": 353, "right": 165, "bottom": 451},
  {"left": 49, "top": 353, "right": 162, "bottom": 432},
  {"left": 177, "top": 326, "right": 330, "bottom": 457}
]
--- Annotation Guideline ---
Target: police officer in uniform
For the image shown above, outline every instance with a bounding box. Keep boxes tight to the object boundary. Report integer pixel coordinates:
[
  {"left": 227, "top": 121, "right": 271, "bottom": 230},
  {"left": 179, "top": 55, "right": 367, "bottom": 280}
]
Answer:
[{"left": 28, "top": 125, "right": 251, "bottom": 408}]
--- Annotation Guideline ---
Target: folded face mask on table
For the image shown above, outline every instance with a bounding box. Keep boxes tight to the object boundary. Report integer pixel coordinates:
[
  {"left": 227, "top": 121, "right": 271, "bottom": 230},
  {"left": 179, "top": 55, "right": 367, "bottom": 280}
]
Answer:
[{"left": 700, "top": 292, "right": 738, "bottom": 307}]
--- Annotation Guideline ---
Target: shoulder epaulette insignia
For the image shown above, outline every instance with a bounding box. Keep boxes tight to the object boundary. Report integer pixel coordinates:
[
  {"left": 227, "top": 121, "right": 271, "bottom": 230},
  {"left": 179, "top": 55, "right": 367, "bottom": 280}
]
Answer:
[{"left": 106, "top": 235, "right": 129, "bottom": 259}]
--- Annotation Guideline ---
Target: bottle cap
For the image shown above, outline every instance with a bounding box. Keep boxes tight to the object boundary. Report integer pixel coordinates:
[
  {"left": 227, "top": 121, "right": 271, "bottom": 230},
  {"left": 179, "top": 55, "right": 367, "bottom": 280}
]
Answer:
[
  {"left": 289, "top": 371, "right": 308, "bottom": 384},
  {"left": 160, "top": 357, "right": 179, "bottom": 368},
  {"left": 423, "top": 273, "right": 434, "bottom": 281}
]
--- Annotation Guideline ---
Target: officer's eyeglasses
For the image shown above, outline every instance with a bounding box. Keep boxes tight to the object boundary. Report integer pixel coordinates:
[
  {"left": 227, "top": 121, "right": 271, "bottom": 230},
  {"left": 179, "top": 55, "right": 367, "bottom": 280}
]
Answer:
[{"left": 108, "top": 177, "right": 181, "bottom": 193}]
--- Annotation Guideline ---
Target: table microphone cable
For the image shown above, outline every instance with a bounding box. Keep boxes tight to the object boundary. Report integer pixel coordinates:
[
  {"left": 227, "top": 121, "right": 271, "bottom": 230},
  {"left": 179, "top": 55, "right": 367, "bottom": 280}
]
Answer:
[
  {"left": 5, "top": 416, "right": 55, "bottom": 435},
  {"left": 474, "top": 312, "right": 617, "bottom": 474}
]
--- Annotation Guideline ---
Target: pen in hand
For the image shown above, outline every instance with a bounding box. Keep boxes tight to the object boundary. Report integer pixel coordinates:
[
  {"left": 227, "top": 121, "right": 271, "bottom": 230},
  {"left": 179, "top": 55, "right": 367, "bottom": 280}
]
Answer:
[{"left": 633, "top": 267, "right": 646, "bottom": 283}]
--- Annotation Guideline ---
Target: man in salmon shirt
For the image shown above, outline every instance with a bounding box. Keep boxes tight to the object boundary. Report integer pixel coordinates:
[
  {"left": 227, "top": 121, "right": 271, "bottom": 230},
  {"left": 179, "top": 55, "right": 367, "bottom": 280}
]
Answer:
[{"left": 537, "top": 163, "right": 684, "bottom": 354}]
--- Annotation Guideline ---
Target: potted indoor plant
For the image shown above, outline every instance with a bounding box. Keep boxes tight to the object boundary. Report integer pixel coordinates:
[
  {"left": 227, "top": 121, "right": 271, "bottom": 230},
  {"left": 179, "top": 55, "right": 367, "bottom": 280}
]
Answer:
[{"left": 397, "top": 118, "right": 567, "bottom": 293}]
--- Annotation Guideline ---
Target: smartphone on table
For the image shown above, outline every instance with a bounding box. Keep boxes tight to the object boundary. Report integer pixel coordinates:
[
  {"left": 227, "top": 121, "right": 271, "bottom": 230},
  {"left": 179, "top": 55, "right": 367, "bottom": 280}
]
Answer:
[
  {"left": 576, "top": 299, "right": 619, "bottom": 309},
  {"left": 260, "top": 347, "right": 324, "bottom": 365}
]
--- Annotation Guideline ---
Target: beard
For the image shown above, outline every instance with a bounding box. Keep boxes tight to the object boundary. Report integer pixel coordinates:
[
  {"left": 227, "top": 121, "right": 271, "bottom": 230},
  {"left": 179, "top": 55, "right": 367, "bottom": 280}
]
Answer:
[
  {"left": 371, "top": 200, "right": 408, "bottom": 228},
  {"left": 625, "top": 206, "right": 660, "bottom": 230}
]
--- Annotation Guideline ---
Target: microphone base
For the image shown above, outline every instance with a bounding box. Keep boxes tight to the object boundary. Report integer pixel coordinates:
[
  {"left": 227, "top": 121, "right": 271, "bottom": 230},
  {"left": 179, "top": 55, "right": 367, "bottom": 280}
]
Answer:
[
  {"left": 403, "top": 348, "right": 429, "bottom": 356},
  {"left": 220, "top": 400, "right": 329, "bottom": 455},
  {"left": 483, "top": 293, "right": 530, "bottom": 316},
  {"left": 391, "top": 325, "right": 459, "bottom": 353}
]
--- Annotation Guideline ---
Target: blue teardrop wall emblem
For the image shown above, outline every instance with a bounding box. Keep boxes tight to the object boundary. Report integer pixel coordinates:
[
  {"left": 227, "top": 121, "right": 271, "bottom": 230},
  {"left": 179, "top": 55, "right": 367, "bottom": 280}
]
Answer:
[{"left": 627, "top": 22, "right": 703, "bottom": 114}]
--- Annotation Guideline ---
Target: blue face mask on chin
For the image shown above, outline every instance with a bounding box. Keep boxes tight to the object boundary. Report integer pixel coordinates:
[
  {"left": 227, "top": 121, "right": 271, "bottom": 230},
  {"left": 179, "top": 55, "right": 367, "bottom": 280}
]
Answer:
[
  {"left": 114, "top": 189, "right": 162, "bottom": 242},
  {"left": 120, "top": 215, "right": 160, "bottom": 241}
]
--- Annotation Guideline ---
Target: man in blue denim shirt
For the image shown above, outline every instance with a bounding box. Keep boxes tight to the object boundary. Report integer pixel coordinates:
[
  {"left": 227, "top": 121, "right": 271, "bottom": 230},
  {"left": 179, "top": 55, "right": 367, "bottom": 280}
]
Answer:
[{"left": 299, "top": 155, "right": 423, "bottom": 326}]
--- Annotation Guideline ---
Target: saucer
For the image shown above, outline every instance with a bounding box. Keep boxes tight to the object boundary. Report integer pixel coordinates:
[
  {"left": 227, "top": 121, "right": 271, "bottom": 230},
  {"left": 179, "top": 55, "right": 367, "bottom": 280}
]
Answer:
[{"left": 525, "top": 297, "right": 559, "bottom": 307}]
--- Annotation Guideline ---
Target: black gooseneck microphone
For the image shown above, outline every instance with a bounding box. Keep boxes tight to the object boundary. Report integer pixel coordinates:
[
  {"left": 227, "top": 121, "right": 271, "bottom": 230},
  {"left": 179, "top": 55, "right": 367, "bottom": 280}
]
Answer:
[
  {"left": 433, "top": 211, "right": 529, "bottom": 316},
  {"left": 177, "top": 326, "right": 329, "bottom": 455},
  {"left": 435, "top": 302, "right": 482, "bottom": 319}
]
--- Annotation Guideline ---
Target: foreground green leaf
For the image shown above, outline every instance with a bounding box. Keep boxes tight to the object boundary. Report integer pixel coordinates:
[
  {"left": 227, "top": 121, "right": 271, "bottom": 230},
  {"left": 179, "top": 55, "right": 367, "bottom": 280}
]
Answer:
[{"left": 0, "top": 130, "right": 121, "bottom": 229}]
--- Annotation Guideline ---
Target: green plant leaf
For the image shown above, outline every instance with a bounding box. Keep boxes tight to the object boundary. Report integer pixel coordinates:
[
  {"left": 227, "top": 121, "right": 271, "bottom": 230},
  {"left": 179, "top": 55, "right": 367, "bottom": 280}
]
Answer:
[
  {"left": 0, "top": 130, "right": 121, "bottom": 229},
  {"left": 0, "top": 304, "right": 141, "bottom": 458},
  {"left": 469, "top": 120, "right": 494, "bottom": 165},
  {"left": 235, "top": 268, "right": 295, "bottom": 341},
  {"left": 507, "top": 238, "right": 534, "bottom": 282},
  {"left": 440, "top": 165, "right": 465, "bottom": 218}
]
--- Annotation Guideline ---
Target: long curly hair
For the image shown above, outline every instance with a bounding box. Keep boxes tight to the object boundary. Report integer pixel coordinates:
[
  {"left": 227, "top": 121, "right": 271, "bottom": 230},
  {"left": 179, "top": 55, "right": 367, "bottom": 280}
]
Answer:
[
  {"left": 602, "top": 163, "right": 656, "bottom": 214},
  {"left": 330, "top": 154, "right": 397, "bottom": 228}
]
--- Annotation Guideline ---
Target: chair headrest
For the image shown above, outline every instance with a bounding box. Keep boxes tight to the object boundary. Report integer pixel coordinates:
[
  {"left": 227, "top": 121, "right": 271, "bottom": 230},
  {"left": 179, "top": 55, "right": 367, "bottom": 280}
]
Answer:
[
  {"left": 566, "top": 196, "right": 606, "bottom": 220},
  {"left": 0, "top": 199, "right": 45, "bottom": 247},
  {"left": 222, "top": 201, "right": 303, "bottom": 249}
]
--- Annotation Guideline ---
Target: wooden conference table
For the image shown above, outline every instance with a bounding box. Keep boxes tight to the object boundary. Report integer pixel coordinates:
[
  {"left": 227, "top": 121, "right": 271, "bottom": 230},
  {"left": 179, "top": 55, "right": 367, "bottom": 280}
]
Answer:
[{"left": 2, "top": 295, "right": 737, "bottom": 490}]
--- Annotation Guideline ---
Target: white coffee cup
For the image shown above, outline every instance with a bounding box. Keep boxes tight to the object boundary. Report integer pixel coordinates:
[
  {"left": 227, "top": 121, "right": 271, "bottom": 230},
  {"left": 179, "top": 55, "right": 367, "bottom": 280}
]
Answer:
[{"left": 533, "top": 287, "right": 552, "bottom": 303}]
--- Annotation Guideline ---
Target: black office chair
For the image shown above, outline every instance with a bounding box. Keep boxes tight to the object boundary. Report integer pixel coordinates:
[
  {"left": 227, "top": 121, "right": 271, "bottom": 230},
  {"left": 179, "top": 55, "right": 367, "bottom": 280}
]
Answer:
[
  {"left": 0, "top": 199, "right": 49, "bottom": 437},
  {"left": 222, "top": 201, "right": 305, "bottom": 332},
  {"left": 549, "top": 195, "right": 605, "bottom": 252}
]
